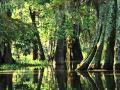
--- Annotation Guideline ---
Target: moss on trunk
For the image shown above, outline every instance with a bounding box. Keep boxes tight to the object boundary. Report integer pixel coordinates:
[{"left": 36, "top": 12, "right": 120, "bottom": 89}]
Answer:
[
  {"left": 88, "top": 26, "right": 104, "bottom": 70},
  {"left": 77, "top": 0, "right": 117, "bottom": 71},
  {"left": 114, "top": 0, "right": 120, "bottom": 70}
]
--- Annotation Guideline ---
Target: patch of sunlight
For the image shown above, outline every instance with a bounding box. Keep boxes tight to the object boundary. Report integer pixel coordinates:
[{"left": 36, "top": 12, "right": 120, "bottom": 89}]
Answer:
[{"left": 82, "top": 51, "right": 88, "bottom": 59}]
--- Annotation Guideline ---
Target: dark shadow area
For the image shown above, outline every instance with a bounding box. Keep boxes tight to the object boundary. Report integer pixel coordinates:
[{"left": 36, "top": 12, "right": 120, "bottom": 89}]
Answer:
[{"left": 0, "top": 72, "right": 13, "bottom": 90}]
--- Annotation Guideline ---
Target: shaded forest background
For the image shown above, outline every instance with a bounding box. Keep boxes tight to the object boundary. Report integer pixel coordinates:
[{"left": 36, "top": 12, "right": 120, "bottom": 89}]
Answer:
[{"left": 0, "top": 0, "right": 120, "bottom": 71}]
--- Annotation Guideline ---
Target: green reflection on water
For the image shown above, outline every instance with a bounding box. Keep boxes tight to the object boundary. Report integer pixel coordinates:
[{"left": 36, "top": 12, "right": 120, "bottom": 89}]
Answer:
[{"left": 0, "top": 67, "right": 119, "bottom": 90}]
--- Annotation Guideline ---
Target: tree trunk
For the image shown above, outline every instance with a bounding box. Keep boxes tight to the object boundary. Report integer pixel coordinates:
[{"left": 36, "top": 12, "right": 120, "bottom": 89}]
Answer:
[
  {"left": 55, "top": 5, "right": 67, "bottom": 67},
  {"left": 101, "top": 0, "right": 116, "bottom": 70},
  {"left": 0, "top": 8, "right": 15, "bottom": 64},
  {"left": 48, "top": 38, "right": 55, "bottom": 61},
  {"left": 67, "top": 24, "right": 83, "bottom": 71},
  {"left": 55, "top": 39, "right": 67, "bottom": 66},
  {"left": 101, "top": 29, "right": 115, "bottom": 70},
  {"left": 29, "top": 7, "right": 45, "bottom": 60},
  {"left": 114, "top": 0, "right": 120, "bottom": 70},
  {"left": 77, "top": 0, "right": 117, "bottom": 70},
  {"left": 72, "top": 24, "right": 83, "bottom": 70},
  {"left": 0, "top": 49, "right": 3, "bottom": 63},
  {"left": 77, "top": 23, "right": 102, "bottom": 70},
  {"left": 36, "top": 32, "right": 45, "bottom": 60},
  {"left": 3, "top": 43, "right": 14, "bottom": 64},
  {"left": 33, "top": 29, "right": 45, "bottom": 60},
  {"left": 88, "top": 26, "right": 105, "bottom": 69},
  {"left": 33, "top": 40, "right": 38, "bottom": 60}
]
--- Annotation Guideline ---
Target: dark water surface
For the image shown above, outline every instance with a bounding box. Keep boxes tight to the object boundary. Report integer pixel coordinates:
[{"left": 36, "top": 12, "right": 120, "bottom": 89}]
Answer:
[{"left": 0, "top": 67, "right": 119, "bottom": 90}]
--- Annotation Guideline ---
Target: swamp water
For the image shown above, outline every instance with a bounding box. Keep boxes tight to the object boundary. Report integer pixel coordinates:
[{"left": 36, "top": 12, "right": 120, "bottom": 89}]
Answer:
[{"left": 0, "top": 66, "right": 119, "bottom": 90}]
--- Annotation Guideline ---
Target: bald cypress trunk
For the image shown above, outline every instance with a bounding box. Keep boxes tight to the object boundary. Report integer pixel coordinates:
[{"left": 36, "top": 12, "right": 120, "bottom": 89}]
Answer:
[
  {"left": 55, "top": 39, "right": 67, "bottom": 66},
  {"left": 101, "top": 0, "right": 116, "bottom": 70},
  {"left": 71, "top": 24, "right": 83, "bottom": 70},
  {"left": 114, "top": 0, "right": 120, "bottom": 70},
  {"left": 3, "top": 43, "right": 14, "bottom": 64},
  {"left": 1, "top": 8, "right": 15, "bottom": 64},
  {"left": 88, "top": 25, "right": 104, "bottom": 69},
  {"left": 67, "top": 24, "right": 83, "bottom": 70},
  {"left": 54, "top": 4, "right": 67, "bottom": 68},
  {"left": 77, "top": 0, "right": 117, "bottom": 70},
  {"left": 0, "top": 43, "right": 14, "bottom": 64}
]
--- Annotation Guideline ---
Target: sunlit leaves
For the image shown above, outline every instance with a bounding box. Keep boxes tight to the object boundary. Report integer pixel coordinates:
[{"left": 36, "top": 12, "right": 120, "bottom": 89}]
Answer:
[{"left": 0, "top": 0, "right": 97, "bottom": 59}]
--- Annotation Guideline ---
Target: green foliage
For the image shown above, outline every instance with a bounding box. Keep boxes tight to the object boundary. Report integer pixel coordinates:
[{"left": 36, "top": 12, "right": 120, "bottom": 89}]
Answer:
[
  {"left": 0, "top": 59, "right": 49, "bottom": 70},
  {"left": 0, "top": 0, "right": 97, "bottom": 62}
]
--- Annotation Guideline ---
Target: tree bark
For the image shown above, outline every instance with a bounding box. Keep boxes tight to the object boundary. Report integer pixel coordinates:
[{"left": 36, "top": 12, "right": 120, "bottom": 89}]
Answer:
[
  {"left": 101, "top": 0, "right": 116, "bottom": 70},
  {"left": 33, "top": 40, "right": 38, "bottom": 60},
  {"left": 88, "top": 26, "right": 104, "bottom": 70},
  {"left": 55, "top": 39, "right": 67, "bottom": 66},
  {"left": 114, "top": 0, "right": 120, "bottom": 70},
  {"left": 54, "top": 5, "right": 67, "bottom": 67},
  {"left": 1, "top": 8, "right": 15, "bottom": 64},
  {"left": 77, "top": 0, "right": 117, "bottom": 70},
  {"left": 29, "top": 7, "right": 45, "bottom": 60},
  {"left": 67, "top": 24, "right": 83, "bottom": 71},
  {"left": 71, "top": 24, "right": 83, "bottom": 70},
  {"left": 3, "top": 43, "right": 14, "bottom": 64},
  {"left": 77, "top": 20, "right": 103, "bottom": 70}
]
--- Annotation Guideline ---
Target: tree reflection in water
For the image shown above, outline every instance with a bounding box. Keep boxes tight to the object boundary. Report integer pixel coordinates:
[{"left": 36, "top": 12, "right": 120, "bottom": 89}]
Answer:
[
  {"left": 0, "top": 72, "right": 13, "bottom": 90},
  {"left": 67, "top": 71, "right": 82, "bottom": 90},
  {"left": 0, "top": 69, "right": 120, "bottom": 90},
  {"left": 102, "top": 71, "right": 115, "bottom": 90},
  {"left": 55, "top": 65, "right": 67, "bottom": 90}
]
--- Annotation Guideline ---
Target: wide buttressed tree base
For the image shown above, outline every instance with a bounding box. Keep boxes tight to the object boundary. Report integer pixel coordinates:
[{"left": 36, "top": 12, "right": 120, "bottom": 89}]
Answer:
[{"left": 77, "top": 0, "right": 120, "bottom": 71}]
